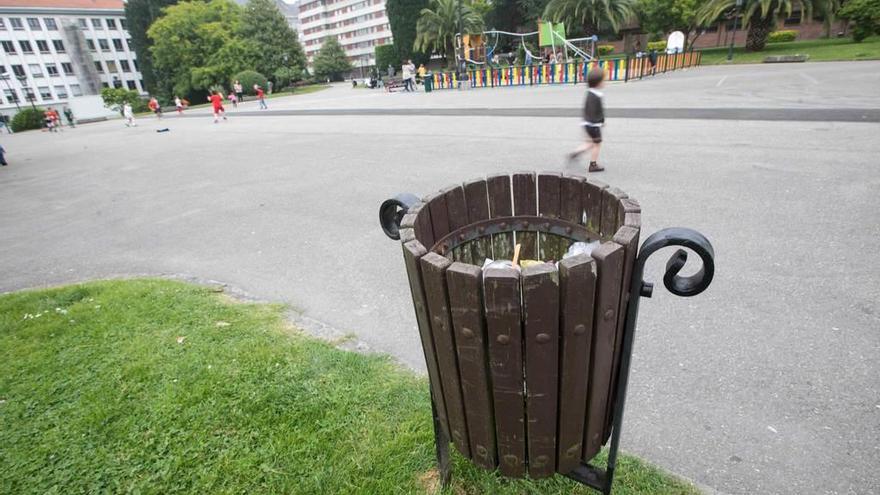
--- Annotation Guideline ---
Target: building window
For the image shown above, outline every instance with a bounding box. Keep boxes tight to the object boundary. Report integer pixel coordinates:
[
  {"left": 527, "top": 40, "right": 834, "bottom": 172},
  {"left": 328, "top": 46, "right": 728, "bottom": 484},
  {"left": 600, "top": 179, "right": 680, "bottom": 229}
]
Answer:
[
  {"left": 120, "top": 60, "right": 131, "bottom": 72},
  {"left": 1, "top": 40, "right": 15, "bottom": 54},
  {"left": 91, "top": 18, "right": 103, "bottom": 29},
  {"left": 61, "top": 62, "right": 74, "bottom": 74},
  {"left": 94, "top": 61, "right": 103, "bottom": 73},
  {"left": 10, "top": 18, "right": 23, "bottom": 30},
  {"left": 112, "top": 77, "right": 122, "bottom": 88},
  {"left": 101, "top": 82, "right": 108, "bottom": 88},
  {"left": 77, "top": 18, "right": 87, "bottom": 29},
  {"left": 86, "top": 39, "right": 95, "bottom": 51},
  {"left": 19, "top": 40, "right": 33, "bottom": 53},
  {"left": 133, "top": 59, "right": 139, "bottom": 71},
  {"left": 44, "top": 18, "right": 58, "bottom": 30},
  {"left": 4, "top": 89, "right": 18, "bottom": 103},
  {"left": 53, "top": 39, "right": 65, "bottom": 52},
  {"left": 29, "top": 64, "right": 43, "bottom": 78},
  {"left": 106, "top": 18, "right": 117, "bottom": 30},
  {"left": 126, "top": 39, "right": 133, "bottom": 50},
  {"left": 124, "top": 80, "right": 135, "bottom": 90},
  {"left": 36, "top": 40, "right": 50, "bottom": 53},
  {"left": 46, "top": 63, "right": 59, "bottom": 77},
  {"left": 38, "top": 86, "right": 52, "bottom": 100},
  {"left": 54, "top": 84, "right": 67, "bottom": 98},
  {"left": 0, "top": 19, "right": 6, "bottom": 30},
  {"left": 70, "top": 84, "right": 82, "bottom": 96},
  {"left": 106, "top": 60, "right": 118, "bottom": 73},
  {"left": 112, "top": 38, "right": 123, "bottom": 51},
  {"left": 120, "top": 18, "right": 127, "bottom": 29},
  {"left": 27, "top": 17, "right": 41, "bottom": 30},
  {"left": 0, "top": 65, "right": 5, "bottom": 74},
  {"left": 11, "top": 64, "right": 25, "bottom": 77},
  {"left": 98, "top": 39, "right": 110, "bottom": 51}
]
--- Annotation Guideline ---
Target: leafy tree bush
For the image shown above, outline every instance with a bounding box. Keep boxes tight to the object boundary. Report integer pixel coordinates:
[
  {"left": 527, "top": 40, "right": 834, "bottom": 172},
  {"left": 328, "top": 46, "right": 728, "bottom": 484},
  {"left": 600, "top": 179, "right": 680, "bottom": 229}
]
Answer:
[
  {"left": 768, "top": 30, "right": 797, "bottom": 42},
  {"left": 385, "top": 0, "right": 429, "bottom": 64},
  {"left": 312, "top": 37, "right": 353, "bottom": 81},
  {"left": 698, "top": 0, "right": 812, "bottom": 51},
  {"left": 11, "top": 108, "right": 44, "bottom": 132},
  {"left": 124, "top": 0, "right": 179, "bottom": 95},
  {"left": 375, "top": 44, "right": 401, "bottom": 72},
  {"left": 273, "top": 67, "right": 300, "bottom": 88},
  {"left": 100, "top": 87, "right": 143, "bottom": 116},
  {"left": 239, "top": 0, "right": 306, "bottom": 80},
  {"left": 232, "top": 70, "right": 268, "bottom": 94},
  {"left": 597, "top": 44, "right": 615, "bottom": 55},
  {"left": 543, "top": 0, "right": 637, "bottom": 34},
  {"left": 839, "top": 0, "right": 880, "bottom": 42},
  {"left": 638, "top": 0, "right": 707, "bottom": 50},
  {"left": 647, "top": 40, "right": 667, "bottom": 50},
  {"left": 415, "top": 0, "right": 485, "bottom": 68}
]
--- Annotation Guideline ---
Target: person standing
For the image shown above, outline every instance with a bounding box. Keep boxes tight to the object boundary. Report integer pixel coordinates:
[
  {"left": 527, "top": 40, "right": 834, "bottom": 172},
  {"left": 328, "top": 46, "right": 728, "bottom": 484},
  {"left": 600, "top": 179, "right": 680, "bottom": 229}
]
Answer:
[
  {"left": 401, "top": 61, "right": 412, "bottom": 92},
  {"left": 0, "top": 144, "right": 7, "bottom": 166},
  {"left": 417, "top": 64, "right": 427, "bottom": 85},
  {"left": 123, "top": 102, "right": 136, "bottom": 127},
  {"left": 208, "top": 90, "right": 227, "bottom": 123},
  {"left": 567, "top": 69, "right": 606, "bottom": 173},
  {"left": 63, "top": 106, "right": 75, "bottom": 127},
  {"left": 228, "top": 91, "right": 238, "bottom": 108},
  {"left": 255, "top": 85, "right": 267, "bottom": 110},
  {"left": 267, "top": 80, "right": 273, "bottom": 94},
  {"left": 233, "top": 80, "right": 244, "bottom": 104}
]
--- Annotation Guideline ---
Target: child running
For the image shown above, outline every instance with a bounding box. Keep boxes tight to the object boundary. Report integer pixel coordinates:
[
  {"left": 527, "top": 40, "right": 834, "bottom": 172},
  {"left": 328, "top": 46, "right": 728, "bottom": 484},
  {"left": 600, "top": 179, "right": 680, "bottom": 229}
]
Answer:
[
  {"left": 148, "top": 97, "right": 162, "bottom": 119},
  {"left": 123, "top": 102, "right": 136, "bottom": 127},
  {"left": 208, "top": 91, "right": 227, "bottom": 123},
  {"left": 228, "top": 91, "right": 238, "bottom": 108},
  {"left": 174, "top": 96, "right": 184, "bottom": 115},
  {"left": 568, "top": 69, "right": 606, "bottom": 173},
  {"left": 255, "top": 85, "right": 267, "bottom": 110}
]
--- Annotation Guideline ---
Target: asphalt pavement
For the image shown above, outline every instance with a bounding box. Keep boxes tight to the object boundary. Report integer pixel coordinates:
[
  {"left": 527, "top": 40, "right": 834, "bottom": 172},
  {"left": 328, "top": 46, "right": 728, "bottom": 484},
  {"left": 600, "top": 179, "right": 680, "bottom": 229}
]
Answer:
[{"left": 1, "top": 61, "right": 878, "bottom": 495}]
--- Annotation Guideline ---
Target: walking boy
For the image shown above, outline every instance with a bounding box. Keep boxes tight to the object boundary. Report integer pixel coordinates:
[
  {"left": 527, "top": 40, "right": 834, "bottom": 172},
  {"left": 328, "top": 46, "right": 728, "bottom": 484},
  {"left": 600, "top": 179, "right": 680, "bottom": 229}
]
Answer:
[
  {"left": 255, "top": 85, "right": 267, "bottom": 110},
  {"left": 568, "top": 69, "right": 606, "bottom": 173}
]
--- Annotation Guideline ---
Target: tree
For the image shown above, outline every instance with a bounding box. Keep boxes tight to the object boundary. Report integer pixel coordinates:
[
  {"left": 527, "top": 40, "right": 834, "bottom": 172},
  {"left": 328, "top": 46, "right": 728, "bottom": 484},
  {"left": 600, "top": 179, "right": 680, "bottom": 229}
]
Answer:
[
  {"left": 415, "top": 0, "right": 486, "bottom": 68},
  {"left": 100, "top": 87, "right": 142, "bottom": 116},
  {"left": 124, "top": 0, "right": 179, "bottom": 95},
  {"left": 814, "top": 0, "right": 841, "bottom": 37},
  {"left": 375, "top": 44, "right": 401, "bottom": 72},
  {"left": 147, "top": 0, "right": 243, "bottom": 99},
  {"left": 543, "top": 0, "right": 637, "bottom": 34},
  {"left": 698, "top": 0, "right": 812, "bottom": 51},
  {"left": 238, "top": 0, "right": 306, "bottom": 81},
  {"left": 638, "top": 0, "right": 707, "bottom": 49},
  {"left": 312, "top": 37, "right": 352, "bottom": 81},
  {"left": 839, "top": 0, "right": 880, "bottom": 41},
  {"left": 386, "top": 0, "right": 430, "bottom": 64}
]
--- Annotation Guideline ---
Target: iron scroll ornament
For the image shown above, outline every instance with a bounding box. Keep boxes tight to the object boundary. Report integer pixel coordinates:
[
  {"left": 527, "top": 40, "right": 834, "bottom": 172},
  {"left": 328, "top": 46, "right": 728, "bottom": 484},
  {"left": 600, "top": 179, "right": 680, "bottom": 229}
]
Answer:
[
  {"left": 634, "top": 227, "right": 715, "bottom": 298},
  {"left": 379, "top": 193, "right": 419, "bottom": 241}
]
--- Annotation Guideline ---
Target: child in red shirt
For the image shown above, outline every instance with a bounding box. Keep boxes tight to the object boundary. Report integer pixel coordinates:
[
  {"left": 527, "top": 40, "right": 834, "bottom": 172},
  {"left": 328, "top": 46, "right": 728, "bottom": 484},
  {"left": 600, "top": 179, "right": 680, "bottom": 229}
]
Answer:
[
  {"left": 208, "top": 91, "right": 227, "bottom": 123},
  {"left": 255, "top": 85, "right": 267, "bottom": 110}
]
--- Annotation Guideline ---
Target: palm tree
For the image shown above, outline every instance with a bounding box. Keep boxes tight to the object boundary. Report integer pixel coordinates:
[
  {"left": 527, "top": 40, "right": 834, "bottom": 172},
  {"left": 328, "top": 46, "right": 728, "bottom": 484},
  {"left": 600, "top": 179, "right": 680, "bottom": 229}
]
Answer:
[
  {"left": 813, "top": 0, "right": 840, "bottom": 38},
  {"left": 698, "top": 0, "right": 813, "bottom": 51},
  {"left": 542, "top": 0, "right": 637, "bottom": 35},
  {"left": 414, "top": 0, "right": 486, "bottom": 68}
]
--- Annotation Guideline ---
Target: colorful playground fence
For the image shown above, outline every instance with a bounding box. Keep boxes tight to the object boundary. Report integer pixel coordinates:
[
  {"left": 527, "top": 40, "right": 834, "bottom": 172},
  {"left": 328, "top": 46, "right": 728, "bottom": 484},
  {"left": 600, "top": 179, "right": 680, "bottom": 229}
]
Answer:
[{"left": 430, "top": 50, "right": 702, "bottom": 90}]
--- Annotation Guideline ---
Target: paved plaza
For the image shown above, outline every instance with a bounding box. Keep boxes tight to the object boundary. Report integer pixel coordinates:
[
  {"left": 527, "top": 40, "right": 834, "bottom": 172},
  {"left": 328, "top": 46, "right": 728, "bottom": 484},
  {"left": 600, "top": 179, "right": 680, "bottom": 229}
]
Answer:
[{"left": 1, "top": 62, "right": 879, "bottom": 495}]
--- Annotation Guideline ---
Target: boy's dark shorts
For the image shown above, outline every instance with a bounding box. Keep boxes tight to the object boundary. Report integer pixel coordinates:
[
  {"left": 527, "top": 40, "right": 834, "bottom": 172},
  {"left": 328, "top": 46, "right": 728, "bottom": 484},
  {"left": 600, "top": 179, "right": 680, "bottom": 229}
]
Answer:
[{"left": 584, "top": 125, "right": 602, "bottom": 143}]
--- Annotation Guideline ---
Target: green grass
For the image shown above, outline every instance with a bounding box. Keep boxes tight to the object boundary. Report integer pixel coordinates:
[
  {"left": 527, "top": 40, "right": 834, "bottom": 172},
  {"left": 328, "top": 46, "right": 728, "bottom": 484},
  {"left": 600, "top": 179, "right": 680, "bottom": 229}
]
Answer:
[
  {"left": 698, "top": 36, "right": 880, "bottom": 64},
  {"left": 179, "top": 84, "right": 330, "bottom": 111},
  {"left": 0, "top": 279, "right": 699, "bottom": 494}
]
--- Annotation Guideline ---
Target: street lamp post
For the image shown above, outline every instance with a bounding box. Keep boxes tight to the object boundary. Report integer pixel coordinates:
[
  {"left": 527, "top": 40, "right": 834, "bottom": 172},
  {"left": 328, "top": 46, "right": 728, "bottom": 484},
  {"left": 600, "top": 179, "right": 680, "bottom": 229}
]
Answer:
[
  {"left": 457, "top": 0, "right": 463, "bottom": 88},
  {"left": 0, "top": 74, "right": 21, "bottom": 111},
  {"left": 727, "top": 0, "right": 744, "bottom": 61},
  {"left": 283, "top": 53, "right": 294, "bottom": 94}
]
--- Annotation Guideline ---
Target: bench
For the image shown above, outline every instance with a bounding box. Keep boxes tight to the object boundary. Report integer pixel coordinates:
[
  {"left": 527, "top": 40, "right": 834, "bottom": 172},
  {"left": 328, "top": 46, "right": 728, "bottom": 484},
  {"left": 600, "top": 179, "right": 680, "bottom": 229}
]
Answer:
[
  {"left": 380, "top": 172, "right": 715, "bottom": 493},
  {"left": 764, "top": 54, "right": 809, "bottom": 63}
]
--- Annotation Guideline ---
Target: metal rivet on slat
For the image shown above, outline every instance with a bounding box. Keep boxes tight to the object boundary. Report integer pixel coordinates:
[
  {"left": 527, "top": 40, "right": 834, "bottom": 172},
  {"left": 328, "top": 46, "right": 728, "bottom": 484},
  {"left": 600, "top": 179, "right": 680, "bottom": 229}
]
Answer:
[
  {"left": 497, "top": 334, "right": 510, "bottom": 345},
  {"left": 536, "top": 333, "right": 550, "bottom": 343},
  {"left": 503, "top": 455, "right": 518, "bottom": 466},
  {"left": 566, "top": 444, "right": 581, "bottom": 458},
  {"left": 462, "top": 328, "right": 474, "bottom": 338},
  {"left": 535, "top": 455, "right": 549, "bottom": 466},
  {"left": 500, "top": 221, "right": 508, "bottom": 229},
  {"left": 476, "top": 445, "right": 488, "bottom": 458},
  {"left": 478, "top": 226, "right": 485, "bottom": 233},
  {"left": 522, "top": 220, "right": 530, "bottom": 228},
  {"left": 604, "top": 309, "right": 614, "bottom": 321},
  {"left": 434, "top": 316, "right": 443, "bottom": 324},
  {"left": 459, "top": 233, "right": 465, "bottom": 240},
  {"left": 573, "top": 324, "right": 586, "bottom": 335}
]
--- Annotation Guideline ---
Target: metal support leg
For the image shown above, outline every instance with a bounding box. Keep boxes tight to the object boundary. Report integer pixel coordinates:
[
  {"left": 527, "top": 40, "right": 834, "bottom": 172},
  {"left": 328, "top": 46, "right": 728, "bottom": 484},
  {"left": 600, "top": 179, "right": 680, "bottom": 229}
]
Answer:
[{"left": 431, "top": 394, "right": 451, "bottom": 487}]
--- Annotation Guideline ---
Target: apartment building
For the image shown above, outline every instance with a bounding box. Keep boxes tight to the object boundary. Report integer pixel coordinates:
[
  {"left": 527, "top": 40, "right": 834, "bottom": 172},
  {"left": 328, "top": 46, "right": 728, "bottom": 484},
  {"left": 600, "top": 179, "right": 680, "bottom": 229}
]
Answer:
[
  {"left": 298, "top": 0, "right": 392, "bottom": 70},
  {"left": 0, "top": 0, "right": 144, "bottom": 118}
]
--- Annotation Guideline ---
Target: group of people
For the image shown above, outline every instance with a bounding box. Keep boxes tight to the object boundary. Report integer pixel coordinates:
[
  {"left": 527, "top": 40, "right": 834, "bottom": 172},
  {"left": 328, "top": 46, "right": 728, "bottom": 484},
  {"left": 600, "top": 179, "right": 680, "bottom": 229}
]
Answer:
[
  {"left": 120, "top": 81, "right": 269, "bottom": 127},
  {"left": 43, "top": 107, "right": 75, "bottom": 132},
  {"left": 400, "top": 60, "right": 427, "bottom": 92}
]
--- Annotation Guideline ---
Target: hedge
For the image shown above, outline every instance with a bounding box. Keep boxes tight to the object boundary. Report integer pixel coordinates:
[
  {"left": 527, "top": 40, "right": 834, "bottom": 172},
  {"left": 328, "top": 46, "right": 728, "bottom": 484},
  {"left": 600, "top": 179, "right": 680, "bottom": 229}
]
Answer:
[
  {"left": 768, "top": 30, "right": 798, "bottom": 43},
  {"left": 11, "top": 108, "right": 44, "bottom": 132},
  {"left": 647, "top": 40, "right": 667, "bottom": 51},
  {"left": 598, "top": 44, "right": 615, "bottom": 56},
  {"left": 232, "top": 70, "right": 268, "bottom": 95},
  {"left": 375, "top": 44, "right": 400, "bottom": 72}
]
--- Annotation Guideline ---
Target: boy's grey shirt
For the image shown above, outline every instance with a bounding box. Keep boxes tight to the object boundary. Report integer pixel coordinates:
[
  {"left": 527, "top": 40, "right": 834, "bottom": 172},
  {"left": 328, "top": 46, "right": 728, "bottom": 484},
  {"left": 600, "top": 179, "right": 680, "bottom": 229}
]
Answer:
[{"left": 583, "top": 88, "right": 605, "bottom": 127}]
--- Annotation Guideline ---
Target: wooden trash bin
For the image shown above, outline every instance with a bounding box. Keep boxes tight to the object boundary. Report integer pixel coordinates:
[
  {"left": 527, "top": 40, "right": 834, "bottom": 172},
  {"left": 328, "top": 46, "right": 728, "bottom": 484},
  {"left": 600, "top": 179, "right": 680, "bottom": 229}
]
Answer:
[{"left": 380, "top": 172, "right": 715, "bottom": 494}]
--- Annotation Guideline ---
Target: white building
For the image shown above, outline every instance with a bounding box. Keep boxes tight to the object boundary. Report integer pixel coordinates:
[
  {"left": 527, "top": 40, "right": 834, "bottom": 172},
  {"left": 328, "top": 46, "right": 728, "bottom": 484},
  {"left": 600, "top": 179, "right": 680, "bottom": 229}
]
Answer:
[
  {"left": 298, "top": 0, "right": 392, "bottom": 70},
  {"left": 276, "top": 0, "right": 299, "bottom": 33},
  {"left": 0, "top": 0, "right": 144, "bottom": 119}
]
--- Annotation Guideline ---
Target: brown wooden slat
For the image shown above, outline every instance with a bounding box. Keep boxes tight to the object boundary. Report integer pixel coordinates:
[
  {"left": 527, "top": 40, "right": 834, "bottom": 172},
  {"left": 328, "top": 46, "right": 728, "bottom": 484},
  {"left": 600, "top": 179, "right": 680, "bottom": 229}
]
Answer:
[
  {"left": 560, "top": 175, "right": 585, "bottom": 224},
  {"left": 487, "top": 174, "right": 514, "bottom": 260},
  {"left": 538, "top": 173, "right": 563, "bottom": 261},
  {"left": 583, "top": 242, "right": 624, "bottom": 460},
  {"left": 556, "top": 253, "right": 597, "bottom": 474},
  {"left": 426, "top": 192, "right": 451, "bottom": 246},
  {"left": 420, "top": 252, "right": 471, "bottom": 458},
  {"left": 402, "top": 240, "right": 450, "bottom": 441},
  {"left": 522, "top": 263, "right": 560, "bottom": 478},
  {"left": 603, "top": 225, "right": 640, "bottom": 443},
  {"left": 444, "top": 185, "right": 472, "bottom": 264},
  {"left": 483, "top": 264, "right": 526, "bottom": 477},
  {"left": 447, "top": 262, "right": 496, "bottom": 470},
  {"left": 617, "top": 198, "right": 641, "bottom": 230},
  {"left": 464, "top": 179, "right": 492, "bottom": 266},
  {"left": 582, "top": 179, "right": 608, "bottom": 234},
  {"left": 415, "top": 204, "right": 435, "bottom": 248},
  {"left": 599, "top": 187, "right": 627, "bottom": 239},
  {"left": 512, "top": 172, "right": 537, "bottom": 260}
]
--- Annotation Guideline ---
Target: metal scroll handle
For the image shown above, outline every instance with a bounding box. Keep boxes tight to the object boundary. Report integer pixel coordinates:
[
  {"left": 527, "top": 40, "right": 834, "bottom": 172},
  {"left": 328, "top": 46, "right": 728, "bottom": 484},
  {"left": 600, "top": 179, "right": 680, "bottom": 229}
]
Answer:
[
  {"left": 636, "top": 227, "right": 715, "bottom": 298},
  {"left": 379, "top": 193, "right": 419, "bottom": 241}
]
